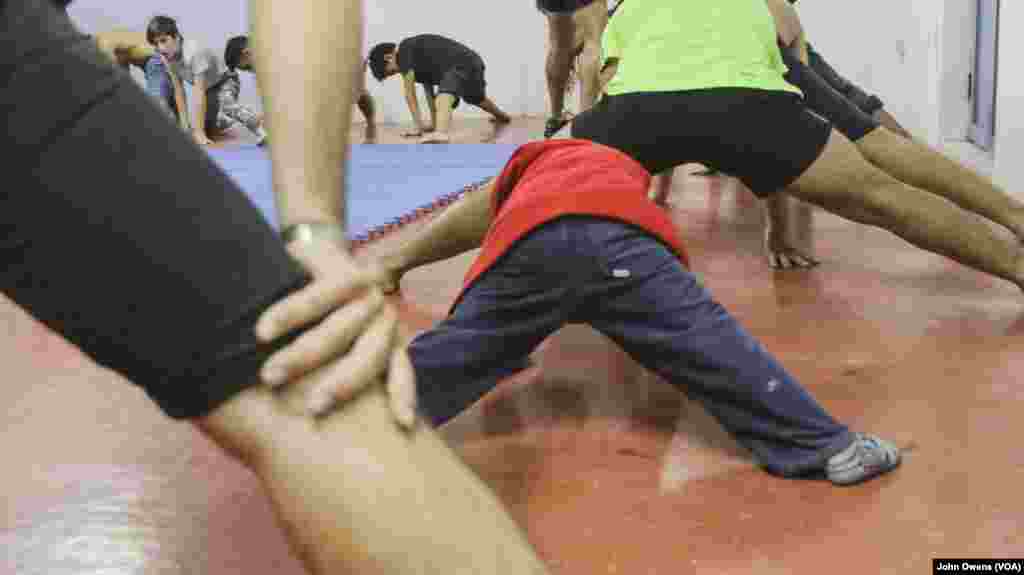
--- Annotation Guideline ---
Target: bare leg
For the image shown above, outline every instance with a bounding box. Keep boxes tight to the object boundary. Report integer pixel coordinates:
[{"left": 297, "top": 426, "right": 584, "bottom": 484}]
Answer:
[
  {"left": 787, "top": 130, "right": 1024, "bottom": 290},
  {"left": 357, "top": 91, "right": 377, "bottom": 143},
  {"left": 421, "top": 93, "right": 455, "bottom": 143},
  {"left": 371, "top": 180, "right": 496, "bottom": 293},
  {"left": 477, "top": 97, "right": 511, "bottom": 123},
  {"left": 763, "top": 193, "right": 819, "bottom": 269},
  {"left": 574, "top": 1, "right": 608, "bottom": 112},
  {"left": 197, "top": 364, "right": 549, "bottom": 574},
  {"left": 857, "top": 127, "right": 1024, "bottom": 241},
  {"left": 544, "top": 13, "right": 576, "bottom": 136}
]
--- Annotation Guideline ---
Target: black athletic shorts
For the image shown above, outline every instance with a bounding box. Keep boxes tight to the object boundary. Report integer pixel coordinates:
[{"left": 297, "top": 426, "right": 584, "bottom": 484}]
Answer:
[
  {"left": 536, "top": 0, "right": 597, "bottom": 15},
  {"left": 2, "top": 0, "right": 312, "bottom": 419},
  {"left": 437, "top": 56, "right": 486, "bottom": 106},
  {"left": 781, "top": 45, "right": 879, "bottom": 141},
  {"left": 571, "top": 87, "right": 832, "bottom": 196}
]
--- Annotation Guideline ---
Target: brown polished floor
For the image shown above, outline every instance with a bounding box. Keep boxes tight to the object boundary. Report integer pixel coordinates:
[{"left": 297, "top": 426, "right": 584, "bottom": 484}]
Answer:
[{"left": 4, "top": 118, "right": 1023, "bottom": 574}]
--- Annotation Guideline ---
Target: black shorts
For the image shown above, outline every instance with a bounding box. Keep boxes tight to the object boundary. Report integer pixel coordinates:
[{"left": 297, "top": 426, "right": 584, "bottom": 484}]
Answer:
[
  {"left": 437, "top": 58, "right": 486, "bottom": 106},
  {"left": 781, "top": 46, "right": 879, "bottom": 141},
  {"left": 2, "top": 0, "right": 311, "bottom": 419},
  {"left": 571, "top": 88, "right": 832, "bottom": 196},
  {"left": 806, "top": 43, "right": 885, "bottom": 117},
  {"left": 536, "top": 0, "right": 597, "bottom": 15}
]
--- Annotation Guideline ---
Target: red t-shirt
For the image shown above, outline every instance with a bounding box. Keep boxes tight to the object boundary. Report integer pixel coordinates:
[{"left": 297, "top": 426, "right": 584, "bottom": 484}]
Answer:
[{"left": 451, "top": 139, "right": 690, "bottom": 311}]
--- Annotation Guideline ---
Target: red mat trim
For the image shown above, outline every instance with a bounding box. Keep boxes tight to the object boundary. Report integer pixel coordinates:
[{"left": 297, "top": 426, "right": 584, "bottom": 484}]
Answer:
[{"left": 349, "top": 177, "right": 495, "bottom": 251}]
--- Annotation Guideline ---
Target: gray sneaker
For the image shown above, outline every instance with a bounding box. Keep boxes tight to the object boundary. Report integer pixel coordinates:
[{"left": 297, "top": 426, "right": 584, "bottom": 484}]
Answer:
[{"left": 826, "top": 434, "right": 901, "bottom": 486}]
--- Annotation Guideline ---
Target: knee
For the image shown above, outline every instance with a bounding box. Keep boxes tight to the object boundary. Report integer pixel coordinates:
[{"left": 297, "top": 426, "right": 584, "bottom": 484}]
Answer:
[
  {"left": 852, "top": 175, "right": 915, "bottom": 228},
  {"left": 546, "top": 18, "right": 576, "bottom": 59},
  {"left": 144, "top": 54, "right": 165, "bottom": 76},
  {"left": 546, "top": 46, "right": 573, "bottom": 73}
]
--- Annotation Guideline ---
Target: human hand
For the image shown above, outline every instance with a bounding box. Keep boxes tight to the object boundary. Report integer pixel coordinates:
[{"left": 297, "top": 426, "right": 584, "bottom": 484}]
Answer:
[
  {"left": 764, "top": 236, "right": 819, "bottom": 269},
  {"left": 363, "top": 256, "right": 405, "bottom": 295},
  {"left": 401, "top": 124, "right": 433, "bottom": 138},
  {"left": 256, "top": 238, "right": 417, "bottom": 427},
  {"left": 193, "top": 131, "right": 214, "bottom": 146}
]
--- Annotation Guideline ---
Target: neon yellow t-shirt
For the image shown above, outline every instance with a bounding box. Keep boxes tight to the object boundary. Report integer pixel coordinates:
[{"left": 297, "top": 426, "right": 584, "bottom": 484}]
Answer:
[{"left": 603, "top": 0, "right": 800, "bottom": 96}]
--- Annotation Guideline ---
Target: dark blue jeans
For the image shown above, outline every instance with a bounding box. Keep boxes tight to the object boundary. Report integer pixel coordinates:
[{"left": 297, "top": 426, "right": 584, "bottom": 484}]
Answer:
[
  {"left": 409, "top": 217, "right": 854, "bottom": 476},
  {"left": 143, "top": 54, "right": 179, "bottom": 123}
]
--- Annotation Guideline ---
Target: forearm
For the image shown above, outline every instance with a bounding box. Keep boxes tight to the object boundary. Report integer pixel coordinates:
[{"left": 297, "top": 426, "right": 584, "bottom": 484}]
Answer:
[
  {"left": 384, "top": 179, "right": 495, "bottom": 276},
  {"left": 766, "top": 0, "right": 803, "bottom": 48},
  {"left": 251, "top": 0, "right": 361, "bottom": 228},
  {"left": 197, "top": 373, "right": 549, "bottom": 574},
  {"left": 172, "top": 76, "right": 189, "bottom": 129},
  {"left": 424, "top": 86, "right": 437, "bottom": 125},
  {"left": 762, "top": 192, "right": 796, "bottom": 242},
  {"left": 404, "top": 84, "right": 423, "bottom": 128},
  {"left": 795, "top": 32, "right": 809, "bottom": 65},
  {"left": 357, "top": 92, "right": 375, "bottom": 124},
  {"left": 192, "top": 83, "right": 207, "bottom": 134}
]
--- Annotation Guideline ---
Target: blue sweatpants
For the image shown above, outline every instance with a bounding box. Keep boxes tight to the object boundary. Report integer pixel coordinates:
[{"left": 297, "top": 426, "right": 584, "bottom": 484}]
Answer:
[{"left": 408, "top": 217, "right": 854, "bottom": 477}]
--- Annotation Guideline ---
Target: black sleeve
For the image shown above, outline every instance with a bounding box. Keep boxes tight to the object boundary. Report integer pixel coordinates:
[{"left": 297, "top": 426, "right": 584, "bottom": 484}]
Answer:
[{"left": 396, "top": 38, "right": 415, "bottom": 75}]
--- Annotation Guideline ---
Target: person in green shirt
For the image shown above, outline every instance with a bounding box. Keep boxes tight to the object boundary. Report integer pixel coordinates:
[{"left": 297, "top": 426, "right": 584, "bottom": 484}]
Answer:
[{"left": 572, "top": 0, "right": 1024, "bottom": 292}]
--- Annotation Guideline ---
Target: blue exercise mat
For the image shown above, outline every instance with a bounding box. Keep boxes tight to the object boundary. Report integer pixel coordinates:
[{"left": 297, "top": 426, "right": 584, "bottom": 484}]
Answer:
[{"left": 206, "top": 144, "right": 518, "bottom": 237}]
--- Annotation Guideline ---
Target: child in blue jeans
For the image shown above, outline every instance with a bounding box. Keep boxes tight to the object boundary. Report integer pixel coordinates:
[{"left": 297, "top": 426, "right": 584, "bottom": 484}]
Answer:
[{"left": 144, "top": 15, "right": 266, "bottom": 146}]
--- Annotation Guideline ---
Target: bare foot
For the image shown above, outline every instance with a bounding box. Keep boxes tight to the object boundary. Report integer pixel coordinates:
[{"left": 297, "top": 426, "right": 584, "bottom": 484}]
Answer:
[
  {"left": 420, "top": 132, "right": 450, "bottom": 144},
  {"left": 765, "top": 236, "right": 819, "bottom": 269}
]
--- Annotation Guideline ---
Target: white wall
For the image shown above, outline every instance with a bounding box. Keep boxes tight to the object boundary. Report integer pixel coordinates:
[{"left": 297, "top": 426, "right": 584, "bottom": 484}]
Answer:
[
  {"left": 939, "top": 0, "right": 974, "bottom": 141},
  {"left": 796, "top": 0, "right": 945, "bottom": 146},
  {"left": 992, "top": 0, "right": 1023, "bottom": 191}
]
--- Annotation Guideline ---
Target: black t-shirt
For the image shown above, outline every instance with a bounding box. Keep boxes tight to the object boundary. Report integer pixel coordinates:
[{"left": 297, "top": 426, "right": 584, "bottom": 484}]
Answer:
[{"left": 396, "top": 34, "right": 482, "bottom": 86}]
